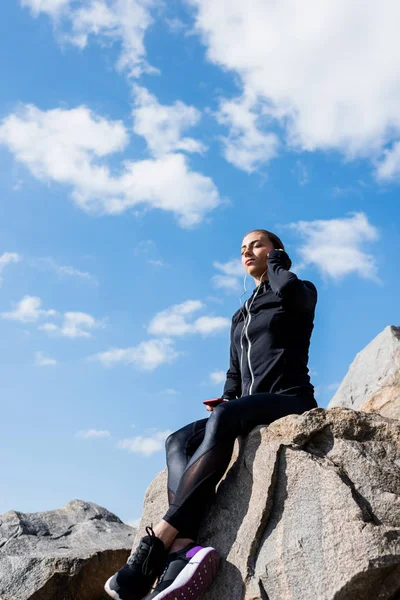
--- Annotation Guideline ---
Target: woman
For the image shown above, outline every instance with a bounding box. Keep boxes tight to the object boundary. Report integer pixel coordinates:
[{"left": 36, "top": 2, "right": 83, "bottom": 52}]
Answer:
[{"left": 105, "top": 229, "right": 318, "bottom": 600}]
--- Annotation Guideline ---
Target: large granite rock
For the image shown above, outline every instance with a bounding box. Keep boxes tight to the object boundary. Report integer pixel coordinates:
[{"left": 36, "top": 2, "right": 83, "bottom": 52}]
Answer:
[
  {"left": 328, "top": 325, "right": 400, "bottom": 419},
  {"left": 135, "top": 407, "right": 400, "bottom": 600},
  {"left": 0, "top": 500, "right": 135, "bottom": 600}
]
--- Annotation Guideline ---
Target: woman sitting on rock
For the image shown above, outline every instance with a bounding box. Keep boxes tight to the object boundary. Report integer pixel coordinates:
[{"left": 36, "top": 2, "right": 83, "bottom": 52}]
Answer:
[{"left": 105, "top": 229, "right": 318, "bottom": 600}]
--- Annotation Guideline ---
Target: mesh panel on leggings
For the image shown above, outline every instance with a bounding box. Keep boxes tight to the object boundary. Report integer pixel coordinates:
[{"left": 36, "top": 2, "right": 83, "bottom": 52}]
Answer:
[{"left": 164, "top": 437, "right": 235, "bottom": 531}]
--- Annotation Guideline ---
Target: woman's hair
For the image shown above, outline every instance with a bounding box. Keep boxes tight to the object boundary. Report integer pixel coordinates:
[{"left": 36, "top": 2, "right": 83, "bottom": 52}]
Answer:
[{"left": 247, "top": 229, "right": 292, "bottom": 269}]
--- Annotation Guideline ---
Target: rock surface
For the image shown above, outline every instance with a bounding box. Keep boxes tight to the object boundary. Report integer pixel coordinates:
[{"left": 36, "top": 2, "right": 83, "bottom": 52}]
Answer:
[
  {"left": 328, "top": 325, "right": 400, "bottom": 419},
  {"left": 135, "top": 407, "right": 400, "bottom": 600},
  {"left": 0, "top": 500, "right": 134, "bottom": 600}
]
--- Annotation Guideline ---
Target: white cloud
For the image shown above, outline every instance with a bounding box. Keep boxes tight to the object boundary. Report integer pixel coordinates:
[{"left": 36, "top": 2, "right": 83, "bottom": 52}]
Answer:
[
  {"left": 0, "top": 252, "right": 21, "bottom": 268},
  {"left": 1, "top": 295, "right": 57, "bottom": 323},
  {"left": 286, "top": 212, "right": 381, "bottom": 282},
  {"left": 118, "top": 429, "right": 172, "bottom": 456},
  {"left": 133, "top": 239, "right": 156, "bottom": 255},
  {"left": 314, "top": 381, "right": 341, "bottom": 400},
  {"left": 34, "top": 351, "right": 57, "bottom": 366},
  {"left": 0, "top": 252, "right": 21, "bottom": 286},
  {"left": 21, "top": 0, "right": 156, "bottom": 78},
  {"left": 91, "top": 338, "right": 179, "bottom": 370},
  {"left": 21, "top": 0, "right": 70, "bottom": 17},
  {"left": 293, "top": 161, "right": 309, "bottom": 186},
  {"left": 132, "top": 85, "right": 207, "bottom": 157},
  {"left": 40, "top": 311, "right": 103, "bottom": 338},
  {"left": 126, "top": 517, "right": 141, "bottom": 528},
  {"left": 0, "top": 104, "right": 221, "bottom": 228},
  {"left": 148, "top": 300, "right": 229, "bottom": 337},
  {"left": 189, "top": 0, "right": 400, "bottom": 176},
  {"left": 165, "top": 17, "right": 187, "bottom": 34},
  {"left": 147, "top": 259, "right": 168, "bottom": 268},
  {"left": 216, "top": 95, "right": 278, "bottom": 172},
  {"left": 376, "top": 141, "right": 400, "bottom": 180},
  {"left": 77, "top": 428, "right": 111, "bottom": 439},
  {"left": 160, "top": 388, "right": 179, "bottom": 395},
  {"left": 210, "top": 370, "right": 225, "bottom": 384},
  {"left": 193, "top": 315, "right": 230, "bottom": 335},
  {"left": 33, "top": 257, "right": 97, "bottom": 284},
  {"left": 1, "top": 296, "right": 104, "bottom": 337},
  {"left": 212, "top": 258, "right": 244, "bottom": 292}
]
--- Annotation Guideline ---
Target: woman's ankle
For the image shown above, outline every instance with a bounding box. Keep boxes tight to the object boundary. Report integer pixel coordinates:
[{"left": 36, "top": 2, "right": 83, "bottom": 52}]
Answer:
[
  {"left": 153, "top": 520, "right": 179, "bottom": 550},
  {"left": 169, "top": 538, "right": 195, "bottom": 554}
]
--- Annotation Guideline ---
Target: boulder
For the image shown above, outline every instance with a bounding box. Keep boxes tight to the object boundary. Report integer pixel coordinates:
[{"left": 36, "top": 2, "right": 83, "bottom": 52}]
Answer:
[
  {"left": 135, "top": 407, "right": 400, "bottom": 600},
  {"left": 328, "top": 325, "right": 400, "bottom": 419},
  {"left": 0, "top": 499, "right": 135, "bottom": 600}
]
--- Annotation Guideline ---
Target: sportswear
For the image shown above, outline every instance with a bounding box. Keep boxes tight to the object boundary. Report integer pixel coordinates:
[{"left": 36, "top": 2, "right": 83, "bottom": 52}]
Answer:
[
  {"left": 104, "top": 526, "right": 167, "bottom": 600},
  {"left": 143, "top": 543, "right": 220, "bottom": 599},
  {"left": 222, "top": 248, "right": 317, "bottom": 400}
]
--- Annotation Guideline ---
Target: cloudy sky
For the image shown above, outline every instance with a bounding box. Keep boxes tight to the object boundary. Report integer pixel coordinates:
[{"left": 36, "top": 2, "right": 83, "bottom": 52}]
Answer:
[{"left": 1, "top": 0, "right": 399, "bottom": 525}]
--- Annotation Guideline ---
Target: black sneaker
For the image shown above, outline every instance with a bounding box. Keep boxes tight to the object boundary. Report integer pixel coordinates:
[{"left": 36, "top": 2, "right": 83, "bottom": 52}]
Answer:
[
  {"left": 144, "top": 543, "right": 220, "bottom": 600},
  {"left": 104, "top": 526, "right": 167, "bottom": 600}
]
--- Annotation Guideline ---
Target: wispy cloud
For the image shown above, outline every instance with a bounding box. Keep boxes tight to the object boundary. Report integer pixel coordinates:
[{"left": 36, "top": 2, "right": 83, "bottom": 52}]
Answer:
[
  {"left": 216, "top": 94, "right": 278, "bottom": 173},
  {"left": 21, "top": 0, "right": 156, "bottom": 78},
  {"left": 212, "top": 259, "right": 244, "bottom": 292},
  {"left": 148, "top": 300, "right": 230, "bottom": 337},
  {"left": 117, "top": 429, "right": 172, "bottom": 456},
  {"left": 91, "top": 338, "right": 179, "bottom": 371},
  {"left": 0, "top": 252, "right": 22, "bottom": 286},
  {"left": 126, "top": 517, "right": 141, "bottom": 528},
  {"left": 34, "top": 351, "right": 57, "bottom": 366},
  {"left": 285, "top": 212, "right": 381, "bottom": 282},
  {"left": 132, "top": 85, "right": 207, "bottom": 157},
  {"left": 1, "top": 295, "right": 57, "bottom": 323},
  {"left": 209, "top": 370, "right": 226, "bottom": 384},
  {"left": 147, "top": 259, "right": 168, "bottom": 268},
  {"left": 76, "top": 428, "right": 111, "bottom": 439},
  {"left": 40, "top": 311, "right": 104, "bottom": 338},
  {"left": 292, "top": 160, "right": 309, "bottom": 186},
  {"left": 2, "top": 296, "right": 104, "bottom": 338},
  {"left": 314, "top": 382, "right": 341, "bottom": 400},
  {"left": 32, "top": 257, "right": 97, "bottom": 284},
  {"left": 133, "top": 240, "right": 156, "bottom": 256}
]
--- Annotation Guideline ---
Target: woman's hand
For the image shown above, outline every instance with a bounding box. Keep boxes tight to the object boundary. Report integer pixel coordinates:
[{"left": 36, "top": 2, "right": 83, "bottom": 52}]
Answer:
[
  {"left": 267, "top": 248, "right": 291, "bottom": 270},
  {"left": 205, "top": 399, "right": 229, "bottom": 412}
]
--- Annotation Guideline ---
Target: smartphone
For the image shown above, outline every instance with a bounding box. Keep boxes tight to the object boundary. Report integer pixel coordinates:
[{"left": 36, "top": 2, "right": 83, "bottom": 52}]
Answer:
[{"left": 203, "top": 397, "right": 225, "bottom": 407}]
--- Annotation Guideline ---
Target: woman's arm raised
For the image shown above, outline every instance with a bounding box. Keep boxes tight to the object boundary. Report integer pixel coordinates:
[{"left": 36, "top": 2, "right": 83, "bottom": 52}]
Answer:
[{"left": 267, "top": 249, "right": 317, "bottom": 312}]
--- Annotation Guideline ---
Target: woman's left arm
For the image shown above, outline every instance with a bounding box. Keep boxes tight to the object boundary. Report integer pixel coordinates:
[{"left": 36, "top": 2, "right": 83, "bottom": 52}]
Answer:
[{"left": 267, "top": 249, "right": 317, "bottom": 311}]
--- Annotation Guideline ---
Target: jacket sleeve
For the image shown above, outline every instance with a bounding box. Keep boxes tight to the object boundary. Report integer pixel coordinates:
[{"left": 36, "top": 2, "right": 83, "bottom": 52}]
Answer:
[
  {"left": 267, "top": 249, "right": 317, "bottom": 312},
  {"left": 221, "top": 317, "right": 242, "bottom": 401}
]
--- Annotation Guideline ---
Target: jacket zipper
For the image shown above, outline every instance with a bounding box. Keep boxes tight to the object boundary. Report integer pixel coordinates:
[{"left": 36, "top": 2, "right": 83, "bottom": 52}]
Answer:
[{"left": 240, "top": 285, "right": 262, "bottom": 396}]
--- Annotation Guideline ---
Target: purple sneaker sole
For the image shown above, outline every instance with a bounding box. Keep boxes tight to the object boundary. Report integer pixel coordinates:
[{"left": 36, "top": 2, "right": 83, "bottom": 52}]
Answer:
[{"left": 150, "top": 547, "right": 220, "bottom": 600}]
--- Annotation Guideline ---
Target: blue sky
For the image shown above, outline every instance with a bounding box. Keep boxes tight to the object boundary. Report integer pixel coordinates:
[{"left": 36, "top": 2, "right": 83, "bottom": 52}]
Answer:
[{"left": 1, "top": 0, "right": 400, "bottom": 525}]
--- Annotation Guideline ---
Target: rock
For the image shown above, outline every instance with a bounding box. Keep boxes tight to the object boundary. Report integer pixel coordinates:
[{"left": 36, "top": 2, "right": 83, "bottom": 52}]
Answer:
[
  {"left": 135, "top": 407, "right": 400, "bottom": 600},
  {"left": 0, "top": 499, "right": 135, "bottom": 600},
  {"left": 328, "top": 325, "right": 400, "bottom": 419}
]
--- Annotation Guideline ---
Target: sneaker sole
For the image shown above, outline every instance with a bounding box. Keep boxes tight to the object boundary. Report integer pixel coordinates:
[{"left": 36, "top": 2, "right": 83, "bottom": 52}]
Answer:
[
  {"left": 104, "top": 577, "right": 123, "bottom": 600},
  {"left": 149, "top": 547, "right": 220, "bottom": 600}
]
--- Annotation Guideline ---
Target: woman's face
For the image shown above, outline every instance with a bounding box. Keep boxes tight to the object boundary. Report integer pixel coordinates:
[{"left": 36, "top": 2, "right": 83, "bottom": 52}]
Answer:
[{"left": 241, "top": 232, "right": 274, "bottom": 278}]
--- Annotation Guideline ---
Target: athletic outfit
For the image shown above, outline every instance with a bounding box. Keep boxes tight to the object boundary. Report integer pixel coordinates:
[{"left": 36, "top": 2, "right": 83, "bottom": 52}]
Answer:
[
  {"left": 105, "top": 249, "right": 317, "bottom": 600},
  {"left": 163, "top": 249, "right": 317, "bottom": 539}
]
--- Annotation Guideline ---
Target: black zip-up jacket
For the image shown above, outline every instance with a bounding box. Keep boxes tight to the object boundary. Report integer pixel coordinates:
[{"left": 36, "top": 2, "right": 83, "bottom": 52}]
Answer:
[{"left": 222, "top": 249, "right": 317, "bottom": 400}]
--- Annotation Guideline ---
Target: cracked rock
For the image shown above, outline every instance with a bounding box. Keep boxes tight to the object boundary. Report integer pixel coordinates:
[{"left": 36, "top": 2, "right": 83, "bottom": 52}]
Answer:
[
  {"left": 136, "top": 408, "right": 400, "bottom": 600},
  {"left": 328, "top": 325, "right": 400, "bottom": 419},
  {"left": 0, "top": 500, "right": 135, "bottom": 600}
]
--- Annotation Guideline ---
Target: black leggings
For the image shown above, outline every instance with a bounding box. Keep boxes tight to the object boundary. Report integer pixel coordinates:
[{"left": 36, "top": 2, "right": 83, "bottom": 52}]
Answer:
[{"left": 163, "top": 391, "right": 317, "bottom": 539}]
